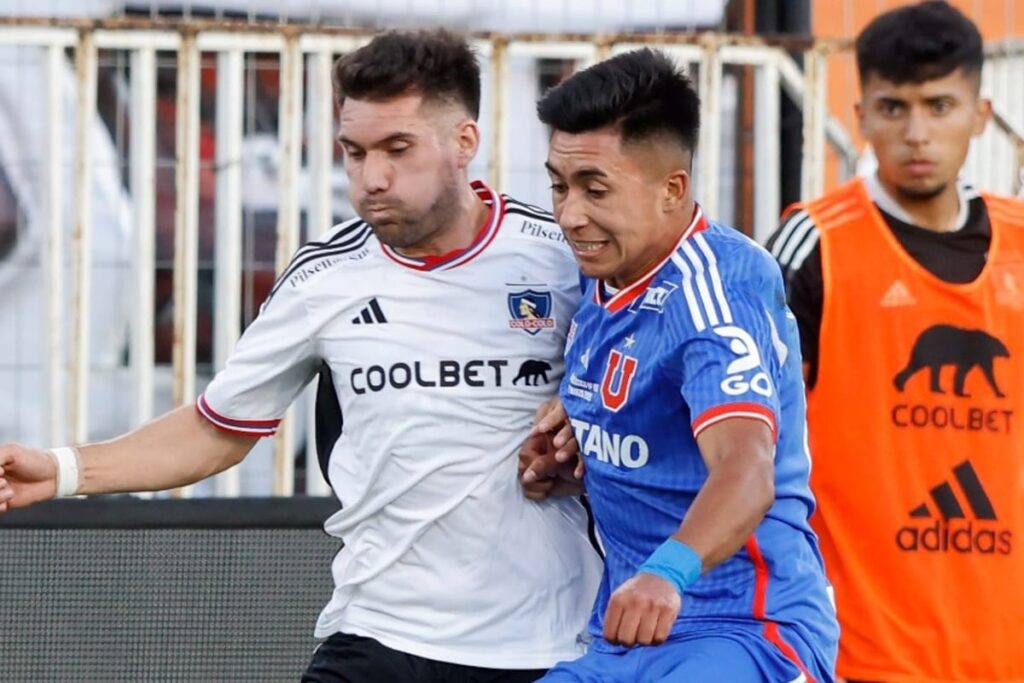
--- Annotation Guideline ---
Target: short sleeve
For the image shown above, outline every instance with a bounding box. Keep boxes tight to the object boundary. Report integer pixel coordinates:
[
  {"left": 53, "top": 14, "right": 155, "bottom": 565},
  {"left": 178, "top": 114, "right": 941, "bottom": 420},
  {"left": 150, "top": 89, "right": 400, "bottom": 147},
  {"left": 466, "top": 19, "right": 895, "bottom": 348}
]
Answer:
[
  {"left": 765, "top": 208, "right": 823, "bottom": 387},
  {"left": 197, "top": 284, "right": 319, "bottom": 437},
  {"left": 678, "top": 285, "right": 782, "bottom": 442}
]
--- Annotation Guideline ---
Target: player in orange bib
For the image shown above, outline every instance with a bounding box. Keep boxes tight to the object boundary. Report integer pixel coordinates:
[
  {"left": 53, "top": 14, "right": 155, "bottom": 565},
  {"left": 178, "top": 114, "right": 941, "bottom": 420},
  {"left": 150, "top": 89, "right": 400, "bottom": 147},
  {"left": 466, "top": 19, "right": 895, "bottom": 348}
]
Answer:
[{"left": 766, "top": 2, "right": 1024, "bottom": 682}]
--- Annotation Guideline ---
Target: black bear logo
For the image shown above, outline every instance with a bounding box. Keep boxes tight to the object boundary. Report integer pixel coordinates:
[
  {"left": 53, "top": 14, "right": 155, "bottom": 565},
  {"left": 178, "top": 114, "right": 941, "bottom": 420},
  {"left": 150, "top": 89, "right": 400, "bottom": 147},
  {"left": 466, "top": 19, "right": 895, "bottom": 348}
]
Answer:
[
  {"left": 894, "top": 324, "right": 1010, "bottom": 398},
  {"left": 513, "top": 360, "right": 552, "bottom": 386}
]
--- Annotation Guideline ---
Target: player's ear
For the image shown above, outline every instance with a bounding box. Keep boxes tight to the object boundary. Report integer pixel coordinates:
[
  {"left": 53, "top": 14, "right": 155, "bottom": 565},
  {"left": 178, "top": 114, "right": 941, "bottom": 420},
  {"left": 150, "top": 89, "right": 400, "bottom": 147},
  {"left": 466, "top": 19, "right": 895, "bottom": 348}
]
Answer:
[
  {"left": 972, "top": 97, "right": 992, "bottom": 137},
  {"left": 663, "top": 169, "right": 689, "bottom": 213},
  {"left": 454, "top": 118, "right": 481, "bottom": 168}
]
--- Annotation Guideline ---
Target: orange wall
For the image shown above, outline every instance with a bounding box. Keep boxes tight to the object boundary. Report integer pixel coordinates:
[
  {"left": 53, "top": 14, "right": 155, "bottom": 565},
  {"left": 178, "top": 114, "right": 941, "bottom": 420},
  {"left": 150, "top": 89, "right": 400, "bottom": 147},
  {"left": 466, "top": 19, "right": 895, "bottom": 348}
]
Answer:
[{"left": 811, "top": 0, "right": 1024, "bottom": 189}]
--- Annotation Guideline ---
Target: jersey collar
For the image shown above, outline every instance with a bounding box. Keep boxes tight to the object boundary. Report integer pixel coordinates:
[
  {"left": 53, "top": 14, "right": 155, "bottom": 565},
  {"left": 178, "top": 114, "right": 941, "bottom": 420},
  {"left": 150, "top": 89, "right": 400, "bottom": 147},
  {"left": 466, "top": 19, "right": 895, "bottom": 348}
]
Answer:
[
  {"left": 379, "top": 180, "right": 504, "bottom": 272},
  {"left": 865, "top": 172, "right": 975, "bottom": 232},
  {"left": 596, "top": 204, "right": 709, "bottom": 313}
]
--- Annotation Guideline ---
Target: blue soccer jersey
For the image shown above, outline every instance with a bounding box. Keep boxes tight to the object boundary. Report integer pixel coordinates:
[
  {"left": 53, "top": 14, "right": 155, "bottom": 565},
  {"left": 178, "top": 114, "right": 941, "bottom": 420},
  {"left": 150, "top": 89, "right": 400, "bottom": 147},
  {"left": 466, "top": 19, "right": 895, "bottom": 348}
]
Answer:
[{"left": 561, "top": 208, "right": 838, "bottom": 679}]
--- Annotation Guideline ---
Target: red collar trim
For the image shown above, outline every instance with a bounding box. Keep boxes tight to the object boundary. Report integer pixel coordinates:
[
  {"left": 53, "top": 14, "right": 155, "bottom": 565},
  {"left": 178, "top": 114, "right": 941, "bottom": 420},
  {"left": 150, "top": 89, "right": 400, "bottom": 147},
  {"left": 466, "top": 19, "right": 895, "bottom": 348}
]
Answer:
[
  {"left": 597, "top": 205, "right": 709, "bottom": 313},
  {"left": 380, "top": 180, "right": 503, "bottom": 271}
]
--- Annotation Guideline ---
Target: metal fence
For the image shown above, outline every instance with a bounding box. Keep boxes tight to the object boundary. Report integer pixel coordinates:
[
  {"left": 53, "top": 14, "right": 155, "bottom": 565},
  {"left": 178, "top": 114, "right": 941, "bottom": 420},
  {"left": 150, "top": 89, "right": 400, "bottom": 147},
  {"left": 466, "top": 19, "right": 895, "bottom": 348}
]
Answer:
[
  {"left": 0, "top": 16, "right": 1021, "bottom": 497},
  {"left": 972, "top": 38, "right": 1024, "bottom": 197}
]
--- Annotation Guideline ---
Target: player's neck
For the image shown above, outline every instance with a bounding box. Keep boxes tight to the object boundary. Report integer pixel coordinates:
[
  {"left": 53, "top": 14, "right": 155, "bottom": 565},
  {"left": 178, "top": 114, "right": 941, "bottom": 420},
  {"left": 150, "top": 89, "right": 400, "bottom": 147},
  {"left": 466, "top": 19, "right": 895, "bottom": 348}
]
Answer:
[
  {"left": 874, "top": 174, "right": 962, "bottom": 233},
  {"left": 395, "top": 184, "right": 490, "bottom": 259},
  {"left": 606, "top": 202, "right": 696, "bottom": 290}
]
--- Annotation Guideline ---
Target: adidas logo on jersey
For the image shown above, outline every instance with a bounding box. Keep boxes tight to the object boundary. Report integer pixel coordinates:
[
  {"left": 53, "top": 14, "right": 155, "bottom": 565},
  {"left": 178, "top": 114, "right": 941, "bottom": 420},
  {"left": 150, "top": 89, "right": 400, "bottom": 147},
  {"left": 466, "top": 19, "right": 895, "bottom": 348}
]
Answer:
[
  {"left": 351, "top": 298, "right": 388, "bottom": 325},
  {"left": 881, "top": 280, "right": 916, "bottom": 308},
  {"left": 896, "top": 460, "right": 1012, "bottom": 555}
]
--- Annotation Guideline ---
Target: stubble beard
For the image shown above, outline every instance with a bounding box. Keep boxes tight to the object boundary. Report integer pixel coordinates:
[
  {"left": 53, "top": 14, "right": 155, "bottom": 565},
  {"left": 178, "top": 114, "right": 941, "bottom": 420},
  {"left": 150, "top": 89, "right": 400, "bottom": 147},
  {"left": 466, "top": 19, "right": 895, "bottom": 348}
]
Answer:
[{"left": 365, "top": 179, "right": 462, "bottom": 252}]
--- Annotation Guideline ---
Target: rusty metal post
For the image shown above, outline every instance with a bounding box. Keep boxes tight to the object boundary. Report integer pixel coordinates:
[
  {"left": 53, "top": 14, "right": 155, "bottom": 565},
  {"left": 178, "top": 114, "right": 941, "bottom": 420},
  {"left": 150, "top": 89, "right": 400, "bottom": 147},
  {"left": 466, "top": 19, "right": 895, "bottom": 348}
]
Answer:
[
  {"left": 698, "top": 35, "right": 724, "bottom": 218},
  {"left": 43, "top": 43, "right": 66, "bottom": 446},
  {"left": 170, "top": 32, "right": 200, "bottom": 498},
  {"left": 70, "top": 30, "right": 96, "bottom": 446},
  {"left": 272, "top": 34, "right": 303, "bottom": 497},
  {"left": 799, "top": 45, "right": 827, "bottom": 200},
  {"left": 305, "top": 47, "right": 336, "bottom": 498},
  {"left": 130, "top": 46, "right": 157, "bottom": 431},
  {"left": 211, "top": 48, "right": 244, "bottom": 498},
  {"left": 488, "top": 37, "right": 508, "bottom": 191}
]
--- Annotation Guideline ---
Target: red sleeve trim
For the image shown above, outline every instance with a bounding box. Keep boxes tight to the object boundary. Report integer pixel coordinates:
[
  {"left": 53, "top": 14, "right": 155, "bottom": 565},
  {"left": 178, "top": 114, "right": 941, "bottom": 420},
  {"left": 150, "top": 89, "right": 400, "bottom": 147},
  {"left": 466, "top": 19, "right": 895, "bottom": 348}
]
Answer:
[
  {"left": 196, "top": 394, "right": 280, "bottom": 437},
  {"left": 746, "top": 537, "right": 818, "bottom": 682},
  {"left": 692, "top": 402, "right": 777, "bottom": 441}
]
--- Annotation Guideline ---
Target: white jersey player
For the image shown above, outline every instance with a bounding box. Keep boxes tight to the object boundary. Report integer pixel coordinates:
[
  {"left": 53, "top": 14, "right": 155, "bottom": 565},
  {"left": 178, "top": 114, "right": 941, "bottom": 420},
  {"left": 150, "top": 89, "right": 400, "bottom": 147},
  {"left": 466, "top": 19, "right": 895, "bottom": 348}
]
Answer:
[
  {"left": 0, "top": 29, "right": 600, "bottom": 683},
  {"left": 200, "top": 182, "right": 600, "bottom": 670}
]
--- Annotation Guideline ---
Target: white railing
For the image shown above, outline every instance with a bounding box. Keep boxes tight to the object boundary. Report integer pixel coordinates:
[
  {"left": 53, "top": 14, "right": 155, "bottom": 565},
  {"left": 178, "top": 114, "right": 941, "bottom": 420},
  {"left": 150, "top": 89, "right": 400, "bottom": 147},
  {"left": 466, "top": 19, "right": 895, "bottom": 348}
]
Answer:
[
  {"left": 974, "top": 39, "right": 1024, "bottom": 196},
  {"left": 0, "top": 17, "right": 1020, "bottom": 496}
]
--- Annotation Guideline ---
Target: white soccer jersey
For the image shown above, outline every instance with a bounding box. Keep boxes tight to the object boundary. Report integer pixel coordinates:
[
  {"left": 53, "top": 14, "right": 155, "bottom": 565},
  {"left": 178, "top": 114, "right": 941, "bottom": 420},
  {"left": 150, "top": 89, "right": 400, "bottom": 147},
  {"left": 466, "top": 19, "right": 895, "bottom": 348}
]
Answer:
[{"left": 199, "top": 182, "right": 602, "bottom": 668}]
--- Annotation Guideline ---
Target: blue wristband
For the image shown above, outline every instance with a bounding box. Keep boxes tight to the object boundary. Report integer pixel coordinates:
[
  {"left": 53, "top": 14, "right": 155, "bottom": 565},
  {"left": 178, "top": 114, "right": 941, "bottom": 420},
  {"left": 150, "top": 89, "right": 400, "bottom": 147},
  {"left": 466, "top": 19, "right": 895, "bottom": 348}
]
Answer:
[{"left": 638, "top": 539, "right": 702, "bottom": 597}]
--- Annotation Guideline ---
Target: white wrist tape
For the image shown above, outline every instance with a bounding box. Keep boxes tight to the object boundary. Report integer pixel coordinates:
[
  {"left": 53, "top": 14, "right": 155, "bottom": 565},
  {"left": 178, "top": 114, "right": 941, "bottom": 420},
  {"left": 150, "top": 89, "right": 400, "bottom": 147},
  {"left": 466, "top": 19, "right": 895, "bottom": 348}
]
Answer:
[{"left": 48, "top": 447, "right": 81, "bottom": 498}]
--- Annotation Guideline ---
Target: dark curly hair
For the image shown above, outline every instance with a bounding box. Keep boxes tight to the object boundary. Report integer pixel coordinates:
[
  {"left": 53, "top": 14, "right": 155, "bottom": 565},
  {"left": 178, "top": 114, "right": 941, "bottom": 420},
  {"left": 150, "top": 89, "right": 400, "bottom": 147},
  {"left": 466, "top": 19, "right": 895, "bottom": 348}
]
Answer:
[{"left": 333, "top": 29, "right": 481, "bottom": 118}]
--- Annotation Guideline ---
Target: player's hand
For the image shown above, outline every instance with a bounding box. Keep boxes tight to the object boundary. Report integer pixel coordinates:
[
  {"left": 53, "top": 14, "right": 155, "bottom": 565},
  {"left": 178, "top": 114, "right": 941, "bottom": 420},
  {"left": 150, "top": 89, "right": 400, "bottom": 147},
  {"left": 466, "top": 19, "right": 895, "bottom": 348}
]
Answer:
[
  {"left": 528, "top": 398, "right": 578, "bottom": 462},
  {"left": 603, "top": 572, "right": 681, "bottom": 647},
  {"left": 0, "top": 443, "right": 59, "bottom": 513},
  {"left": 520, "top": 398, "right": 584, "bottom": 497},
  {"left": 518, "top": 430, "right": 584, "bottom": 500}
]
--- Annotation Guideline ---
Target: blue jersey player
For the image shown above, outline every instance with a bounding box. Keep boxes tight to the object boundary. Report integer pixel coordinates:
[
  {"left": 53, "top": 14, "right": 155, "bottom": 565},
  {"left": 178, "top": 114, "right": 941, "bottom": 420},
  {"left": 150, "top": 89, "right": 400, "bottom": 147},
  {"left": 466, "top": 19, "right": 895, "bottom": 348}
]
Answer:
[{"left": 528, "top": 49, "right": 839, "bottom": 682}]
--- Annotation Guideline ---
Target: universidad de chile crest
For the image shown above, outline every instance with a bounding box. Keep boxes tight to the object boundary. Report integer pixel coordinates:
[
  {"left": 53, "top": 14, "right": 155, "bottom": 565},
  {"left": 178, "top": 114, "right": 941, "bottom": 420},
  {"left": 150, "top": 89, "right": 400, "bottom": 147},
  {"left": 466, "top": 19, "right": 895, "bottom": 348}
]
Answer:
[{"left": 508, "top": 289, "right": 556, "bottom": 335}]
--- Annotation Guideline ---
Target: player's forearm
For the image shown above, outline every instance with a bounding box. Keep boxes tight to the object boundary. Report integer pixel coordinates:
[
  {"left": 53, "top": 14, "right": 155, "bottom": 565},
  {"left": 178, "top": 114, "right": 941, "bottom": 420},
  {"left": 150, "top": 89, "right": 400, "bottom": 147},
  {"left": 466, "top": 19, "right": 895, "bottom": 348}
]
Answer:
[
  {"left": 672, "top": 450, "right": 774, "bottom": 571},
  {"left": 76, "top": 405, "right": 258, "bottom": 495}
]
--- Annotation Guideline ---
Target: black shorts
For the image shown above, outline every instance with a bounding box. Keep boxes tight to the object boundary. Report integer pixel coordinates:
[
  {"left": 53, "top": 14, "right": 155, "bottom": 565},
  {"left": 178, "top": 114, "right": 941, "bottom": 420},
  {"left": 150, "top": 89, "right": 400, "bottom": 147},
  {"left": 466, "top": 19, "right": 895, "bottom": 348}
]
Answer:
[{"left": 301, "top": 631, "right": 549, "bottom": 683}]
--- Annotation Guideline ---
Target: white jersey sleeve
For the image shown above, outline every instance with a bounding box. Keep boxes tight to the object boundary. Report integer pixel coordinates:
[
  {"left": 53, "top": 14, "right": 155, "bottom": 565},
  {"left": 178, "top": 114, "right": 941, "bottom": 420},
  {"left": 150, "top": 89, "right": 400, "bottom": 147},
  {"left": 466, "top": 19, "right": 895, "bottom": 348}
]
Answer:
[{"left": 197, "top": 254, "right": 322, "bottom": 437}]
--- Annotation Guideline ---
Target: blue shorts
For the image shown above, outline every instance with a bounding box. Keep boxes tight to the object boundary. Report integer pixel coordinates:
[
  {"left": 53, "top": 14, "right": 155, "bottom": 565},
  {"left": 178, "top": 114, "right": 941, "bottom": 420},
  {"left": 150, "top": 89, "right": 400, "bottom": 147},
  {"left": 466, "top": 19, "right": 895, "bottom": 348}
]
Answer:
[{"left": 540, "top": 626, "right": 826, "bottom": 683}]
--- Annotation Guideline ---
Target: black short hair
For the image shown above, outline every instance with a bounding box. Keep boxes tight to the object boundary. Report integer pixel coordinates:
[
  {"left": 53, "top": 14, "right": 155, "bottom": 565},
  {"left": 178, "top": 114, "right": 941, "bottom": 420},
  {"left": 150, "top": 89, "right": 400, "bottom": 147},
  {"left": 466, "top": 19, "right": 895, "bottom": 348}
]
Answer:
[
  {"left": 536, "top": 48, "right": 700, "bottom": 154},
  {"left": 333, "top": 29, "right": 481, "bottom": 119},
  {"left": 856, "top": 1, "right": 983, "bottom": 86}
]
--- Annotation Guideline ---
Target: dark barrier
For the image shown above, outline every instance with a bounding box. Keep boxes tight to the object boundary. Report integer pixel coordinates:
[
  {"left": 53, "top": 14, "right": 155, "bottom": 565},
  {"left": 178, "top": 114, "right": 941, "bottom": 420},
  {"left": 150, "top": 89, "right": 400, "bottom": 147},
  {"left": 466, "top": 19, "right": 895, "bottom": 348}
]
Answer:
[{"left": 0, "top": 497, "right": 341, "bottom": 683}]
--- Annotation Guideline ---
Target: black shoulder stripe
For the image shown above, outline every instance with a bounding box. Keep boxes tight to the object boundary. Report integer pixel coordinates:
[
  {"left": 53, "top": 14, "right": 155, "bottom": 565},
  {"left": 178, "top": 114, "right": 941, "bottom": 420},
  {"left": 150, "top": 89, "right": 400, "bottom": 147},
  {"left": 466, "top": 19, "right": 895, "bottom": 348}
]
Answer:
[
  {"left": 767, "top": 209, "right": 807, "bottom": 254},
  {"left": 504, "top": 204, "right": 553, "bottom": 221},
  {"left": 769, "top": 209, "right": 820, "bottom": 271},
  {"left": 505, "top": 207, "right": 559, "bottom": 225},
  {"left": 278, "top": 221, "right": 371, "bottom": 283},
  {"left": 275, "top": 223, "right": 371, "bottom": 280},
  {"left": 291, "top": 219, "right": 368, "bottom": 261},
  {"left": 503, "top": 197, "right": 554, "bottom": 220},
  {"left": 266, "top": 230, "right": 372, "bottom": 304},
  {"left": 266, "top": 224, "right": 372, "bottom": 302}
]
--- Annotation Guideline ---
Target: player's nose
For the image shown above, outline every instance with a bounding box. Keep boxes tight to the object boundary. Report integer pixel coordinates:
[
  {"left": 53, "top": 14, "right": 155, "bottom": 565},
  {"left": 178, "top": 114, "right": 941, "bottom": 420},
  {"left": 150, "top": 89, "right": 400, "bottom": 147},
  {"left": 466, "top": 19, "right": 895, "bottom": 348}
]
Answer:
[
  {"left": 361, "top": 153, "right": 393, "bottom": 193},
  {"left": 903, "top": 107, "right": 931, "bottom": 146},
  {"left": 555, "top": 192, "right": 590, "bottom": 232}
]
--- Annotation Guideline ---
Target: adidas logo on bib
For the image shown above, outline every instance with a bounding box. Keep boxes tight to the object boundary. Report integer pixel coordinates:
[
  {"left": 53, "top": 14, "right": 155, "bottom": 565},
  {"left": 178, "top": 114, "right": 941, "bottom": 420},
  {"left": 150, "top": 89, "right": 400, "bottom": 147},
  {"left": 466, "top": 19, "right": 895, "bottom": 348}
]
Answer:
[
  {"left": 881, "top": 280, "right": 916, "bottom": 308},
  {"left": 896, "top": 460, "right": 1012, "bottom": 555}
]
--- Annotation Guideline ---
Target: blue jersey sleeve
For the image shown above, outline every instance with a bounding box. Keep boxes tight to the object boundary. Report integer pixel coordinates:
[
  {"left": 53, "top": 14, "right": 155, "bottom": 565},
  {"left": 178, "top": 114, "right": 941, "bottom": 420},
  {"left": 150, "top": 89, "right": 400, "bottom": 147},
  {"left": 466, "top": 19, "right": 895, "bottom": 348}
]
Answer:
[{"left": 676, "top": 281, "right": 783, "bottom": 441}]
